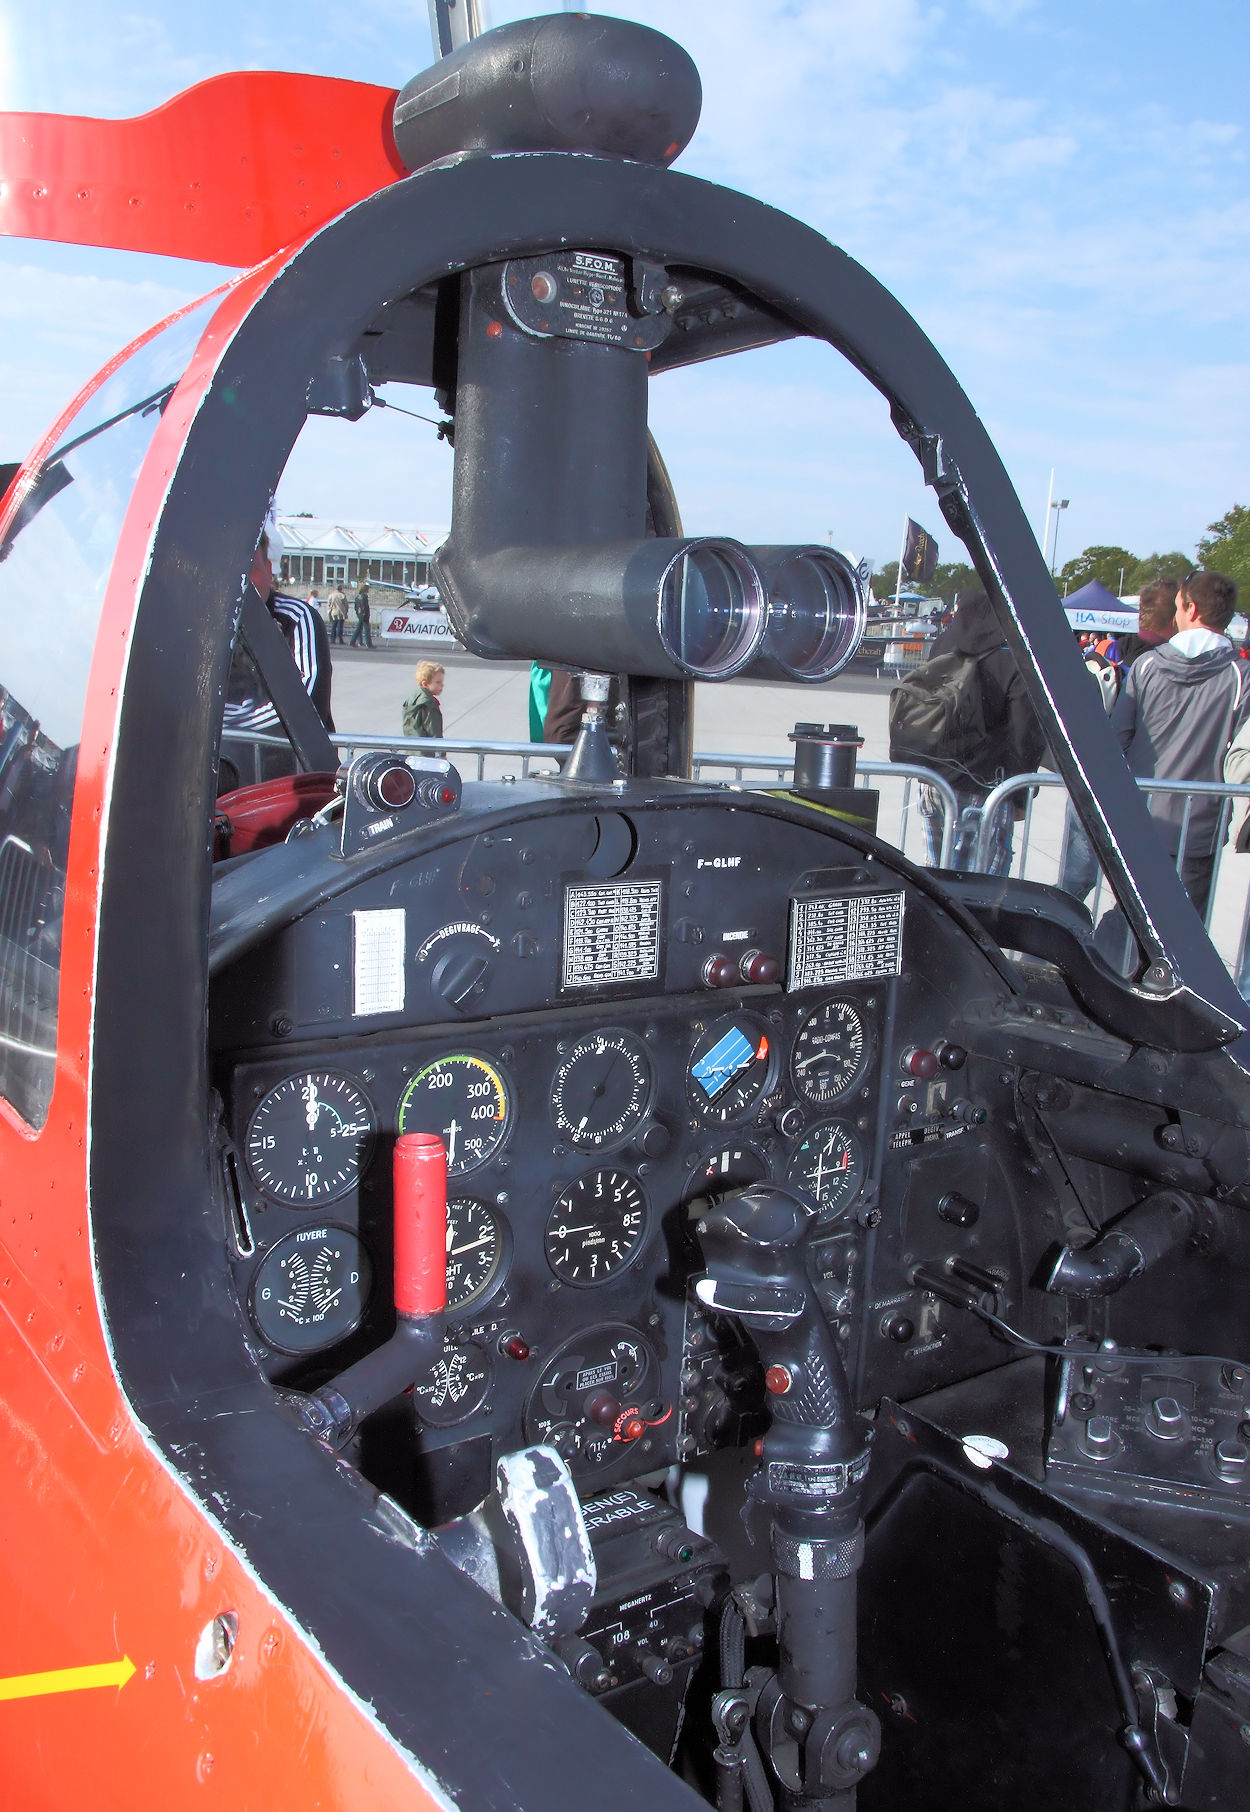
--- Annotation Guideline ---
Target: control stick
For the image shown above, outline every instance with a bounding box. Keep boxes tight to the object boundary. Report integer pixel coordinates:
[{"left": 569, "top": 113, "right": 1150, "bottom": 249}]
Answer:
[
  {"left": 696, "top": 1184, "right": 879, "bottom": 1808},
  {"left": 291, "top": 1134, "right": 447, "bottom": 1449}
]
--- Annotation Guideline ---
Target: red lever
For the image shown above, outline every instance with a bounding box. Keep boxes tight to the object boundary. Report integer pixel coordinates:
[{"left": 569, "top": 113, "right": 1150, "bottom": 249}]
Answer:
[{"left": 393, "top": 1134, "right": 448, "bottom": 1319}]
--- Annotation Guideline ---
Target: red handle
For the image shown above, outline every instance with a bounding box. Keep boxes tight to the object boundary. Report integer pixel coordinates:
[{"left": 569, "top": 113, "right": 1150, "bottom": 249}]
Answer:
[{"left": 393, "top": 1134, "right": 447, "bottom": 1319}]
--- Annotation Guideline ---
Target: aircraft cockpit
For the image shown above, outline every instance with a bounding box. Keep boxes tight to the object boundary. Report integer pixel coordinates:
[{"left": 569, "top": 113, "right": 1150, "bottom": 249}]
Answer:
[{"left": 4, "top": 16, "right": 1250, "bottom": 1811}]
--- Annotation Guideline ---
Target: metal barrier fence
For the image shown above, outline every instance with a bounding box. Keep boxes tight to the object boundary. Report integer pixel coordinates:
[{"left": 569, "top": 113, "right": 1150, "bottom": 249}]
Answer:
[
  {"left": 228, "top": 730, "right": 1250, "bottom": 988},
  {"left": 974, "top": 770, "right": 1250, "bottom": 993}
]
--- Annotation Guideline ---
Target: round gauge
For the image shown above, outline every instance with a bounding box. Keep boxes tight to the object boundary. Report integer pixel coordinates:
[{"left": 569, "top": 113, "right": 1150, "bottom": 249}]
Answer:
[
  {"left": 249, "top": 1227, "right": 372, "bottom": 1355},
  {"left": 786, "top": 1120, "right": 866, "bottom": 1220},
  {"left": 412, "top": 1337, "right": 492, "bottom": 1427},
  {"left": 397, "top": 1054, "right": 511, "bottom": 1175},
  {"left": 245, "top": 1071, "right": 375, "bottom": 1206},
  {"left": 445, "top": 1197, "right": 506, "bottom": 1315},
  {"left": 685, "top": 1142, "right": 771, "bottom": 1207},
  {"left": 545, "top": 1169, "right": 648, "bottom": 1286},
  {"left": 792, "top": 1001, "right": 870, "bottom": 1106},
  {"left": 550, "top": 1029, "right": 653, "bottom": 1153},
  {"left": 687, "top": 1013, "right": 777, "bottom": 1125}
]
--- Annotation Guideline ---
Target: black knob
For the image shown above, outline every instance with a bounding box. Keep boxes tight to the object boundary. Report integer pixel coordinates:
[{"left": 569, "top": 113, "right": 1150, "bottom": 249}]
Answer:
[
  {"left": 629, "top": 1646, "right": 674, "bottom": 1687},
  {"left": 638, "top": 1119, "right": 671, "bottom": 1157},
  {"left": 431, "top": 949, "right": 491, "bottom": 1010},
  {"left": 937, "top": 1191, "right": 980, "bottom": 1227},
  {"left": 883, "top": 1315, "right": 915, "bottom": 1344},
  {"left": 557, "top": 1637, "right": 612, "bottom": 1692}
]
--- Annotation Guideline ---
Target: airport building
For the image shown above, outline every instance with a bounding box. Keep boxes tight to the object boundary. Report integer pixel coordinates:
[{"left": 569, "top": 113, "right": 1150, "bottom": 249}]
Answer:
[{"left": 275, "top": 516, "right": 448, "bottom": 591}]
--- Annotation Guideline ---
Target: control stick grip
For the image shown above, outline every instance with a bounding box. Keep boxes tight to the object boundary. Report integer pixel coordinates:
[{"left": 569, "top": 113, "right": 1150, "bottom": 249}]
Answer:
[
  {"left": 394, "top": 1133, "right": 448, "bottom": 1318},
  {"left": 290, "top": 1134, "right": 447, "bottom": 1448}
]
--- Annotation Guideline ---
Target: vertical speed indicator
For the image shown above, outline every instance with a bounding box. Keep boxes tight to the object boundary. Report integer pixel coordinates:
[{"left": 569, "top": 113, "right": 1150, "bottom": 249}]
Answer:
[{"left": 397, "top": 1055, "right": 511, "bottom": 1175}]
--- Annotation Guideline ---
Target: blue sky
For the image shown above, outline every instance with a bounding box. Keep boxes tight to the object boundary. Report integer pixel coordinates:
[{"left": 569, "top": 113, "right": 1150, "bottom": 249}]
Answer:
[{"left": 1, "top": 0, "right": 1246, "bottom": 575}]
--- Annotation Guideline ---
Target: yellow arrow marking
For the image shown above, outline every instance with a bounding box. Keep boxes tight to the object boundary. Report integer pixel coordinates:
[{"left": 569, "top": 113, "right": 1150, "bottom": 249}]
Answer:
[{"left": 0, "top": 1656, "right": 137, "bottom": 1702}]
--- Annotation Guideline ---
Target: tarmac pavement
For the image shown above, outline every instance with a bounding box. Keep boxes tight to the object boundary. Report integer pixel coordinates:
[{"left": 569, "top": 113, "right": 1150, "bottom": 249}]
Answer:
[{"left": 325, "top": 642, "right": 896, "bottom": 763}]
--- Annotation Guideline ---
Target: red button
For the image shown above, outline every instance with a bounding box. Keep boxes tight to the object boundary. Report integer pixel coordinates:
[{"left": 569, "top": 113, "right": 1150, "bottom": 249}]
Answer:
[
  {"left": 703, "top": 956, "right": 738, "bottom": 989},
  {"left": 585, "top": 1392, "right": 621, "bottom": 1425},
  {"left": 501, "top": 1336, "right": 530, "bottom": 1362},
  {"left": 765, "top": 1366, "right": 793, "bottom": 1396},
  {"left": 904, "top": 1048, "right": 939, "bottom": 1079},
  {"left": 740, "top": 950, "right": 780, "bottom": 985},
  {"left": 619, "top": 1415, "right": 647, "bottom": 1442}
]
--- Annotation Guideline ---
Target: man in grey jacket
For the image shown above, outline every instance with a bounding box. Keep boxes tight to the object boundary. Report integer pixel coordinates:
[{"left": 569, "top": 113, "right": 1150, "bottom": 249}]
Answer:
[{"left": 1111, "top": 569, "right": 1244, "bottom": 913}]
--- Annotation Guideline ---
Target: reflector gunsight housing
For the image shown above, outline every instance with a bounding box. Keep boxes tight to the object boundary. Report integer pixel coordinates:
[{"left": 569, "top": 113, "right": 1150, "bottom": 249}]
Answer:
[{"left": 428, "top": 22, "right": 865, "bottom": 685}]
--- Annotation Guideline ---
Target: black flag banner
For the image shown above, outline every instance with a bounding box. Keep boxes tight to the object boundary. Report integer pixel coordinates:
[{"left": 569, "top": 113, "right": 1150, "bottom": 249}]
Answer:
[{"left": 901, "top": 518, "right": 938, "bottom": 585}]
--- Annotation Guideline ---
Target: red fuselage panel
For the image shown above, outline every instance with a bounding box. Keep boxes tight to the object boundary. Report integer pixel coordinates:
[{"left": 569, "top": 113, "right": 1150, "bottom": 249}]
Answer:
[{"left": 0, "top": 70, "right": 406, "bottom": 266}]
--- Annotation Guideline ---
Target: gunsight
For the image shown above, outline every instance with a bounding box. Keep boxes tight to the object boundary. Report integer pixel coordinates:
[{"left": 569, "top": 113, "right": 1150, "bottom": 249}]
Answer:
[{"left": 421, "top": 21, "right": 866, "bottom": 684}]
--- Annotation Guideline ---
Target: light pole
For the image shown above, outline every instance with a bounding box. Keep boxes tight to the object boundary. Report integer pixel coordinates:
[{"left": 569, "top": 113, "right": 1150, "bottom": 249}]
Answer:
[{"left": 1048, "top": 497, "right": 1069, "bottom": 577}]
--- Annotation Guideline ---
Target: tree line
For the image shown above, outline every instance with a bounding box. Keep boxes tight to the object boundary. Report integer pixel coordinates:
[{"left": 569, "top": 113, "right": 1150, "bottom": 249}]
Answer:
[{"left": 872, "top": 505, "right": 1250, "bottom": 606}]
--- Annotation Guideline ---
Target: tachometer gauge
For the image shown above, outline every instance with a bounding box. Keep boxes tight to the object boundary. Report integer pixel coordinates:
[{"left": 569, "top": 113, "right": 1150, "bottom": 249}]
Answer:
[
  {"left": 545, "top": 1169, "right": 648, "bottom": 1285},
  {"left": 792, "top": 1000, "right": 870, "bottom": 1105},
  {"left": 249, "top": 1227, "right": 372, "bottom": 1354},
  {"left": 445, "top": 1197, "right": 506, "bottom": 1314},
  {"left": 786, "top": 1120, "right": 866, "bottom": 1220},
  {"left": 550, "top": 1029, "right": 652, "bottom": 1153},
  {"left": 245, "top": 1071, "right": 375, "bottom": 1206},
  {"left": 397, "top": 1054, "right": 511, "bottom": 1175},
  {"left": 688, "top": 1013, "right": 777, "bottom": 1124}
]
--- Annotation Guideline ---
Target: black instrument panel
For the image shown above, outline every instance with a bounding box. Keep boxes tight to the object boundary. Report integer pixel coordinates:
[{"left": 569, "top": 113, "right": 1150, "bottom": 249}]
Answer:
[{"left": 213, "top": 790, "right": 1024, "bottom": 1519}]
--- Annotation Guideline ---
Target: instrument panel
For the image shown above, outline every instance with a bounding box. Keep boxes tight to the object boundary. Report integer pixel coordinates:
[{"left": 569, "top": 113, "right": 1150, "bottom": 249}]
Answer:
[{"left": 213, "top": 790, "right": 1017, "bottom": 1521}]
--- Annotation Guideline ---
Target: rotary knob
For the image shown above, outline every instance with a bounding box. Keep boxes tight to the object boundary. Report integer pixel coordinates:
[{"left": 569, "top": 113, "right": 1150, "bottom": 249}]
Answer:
[
  {"left": 1145, "top": 1396, "right": 1189, "bottom": 1442},
  {"left": 1078, "top": 1415, "right": 1122, "bottom": 1461},
  {"left": 1212, "top": 1438, "right": 1249, "bottom": 1483}
]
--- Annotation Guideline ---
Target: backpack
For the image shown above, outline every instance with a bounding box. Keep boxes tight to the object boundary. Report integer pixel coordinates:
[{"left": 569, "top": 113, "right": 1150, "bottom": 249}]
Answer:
[
  {"left": 1083, "top": 648, "right": 1120, "bottom": 713},
  {"left": 888, "top": 648, "right": 991, "bottom": 773}
]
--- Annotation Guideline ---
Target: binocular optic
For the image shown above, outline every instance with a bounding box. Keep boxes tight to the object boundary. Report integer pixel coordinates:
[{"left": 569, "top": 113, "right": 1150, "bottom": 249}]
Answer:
[{"left": 436, "top": 536, "right": 866, "bottom": 685}]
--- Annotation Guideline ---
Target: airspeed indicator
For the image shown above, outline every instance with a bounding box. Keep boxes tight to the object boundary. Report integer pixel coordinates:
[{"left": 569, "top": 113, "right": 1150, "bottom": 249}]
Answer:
[{"left": 397, "top": 1055, "right": 511, "bottom": 1175}]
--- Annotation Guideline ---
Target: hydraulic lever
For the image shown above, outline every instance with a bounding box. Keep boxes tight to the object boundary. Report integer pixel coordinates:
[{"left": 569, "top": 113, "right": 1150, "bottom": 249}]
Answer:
[
  {"left": 291, "top": 1134, "right": 447, "bottom": 1449},
  {"left": 696, "top": 1185, "right": 880, "bottom": 1809}
]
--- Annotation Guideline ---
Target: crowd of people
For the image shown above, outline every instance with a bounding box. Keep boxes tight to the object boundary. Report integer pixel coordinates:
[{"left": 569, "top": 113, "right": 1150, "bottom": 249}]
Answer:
[{"left": 892, "top": 570, "right": 1247, "bottom": 945}]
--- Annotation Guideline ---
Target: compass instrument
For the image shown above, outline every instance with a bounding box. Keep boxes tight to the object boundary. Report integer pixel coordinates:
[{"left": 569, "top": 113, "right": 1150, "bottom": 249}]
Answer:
[
  {"left": 397, "top": 1054, "right": 511, "bottom": 1174},
  {"left": 786, "top": 1120, "right": 866, "bottom": 1220},
  {"left": 550, "top": 1029, "right": 653, "bottom": 1153},
  {"left": 687, "top": 1013, "right": 776, "bottom": 1124},
  {"left": 245, "top": 1071, "right": 375, "bottom": 1206},
  {"left": 249, "top": 1227, "right": 372, "bottom": 1355},
  {"left": 545, "top": 1169, "right": 648, "bottom": 1285},
  {"left": 791, "top": 1000, "right": 871, "bottom": 1105}
]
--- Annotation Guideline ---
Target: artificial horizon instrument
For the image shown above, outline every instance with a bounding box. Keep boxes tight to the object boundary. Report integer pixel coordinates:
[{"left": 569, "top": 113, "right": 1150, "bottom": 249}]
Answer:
[{"left": 3, "top": 14, "right": 1250, "bottom": 1810}]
